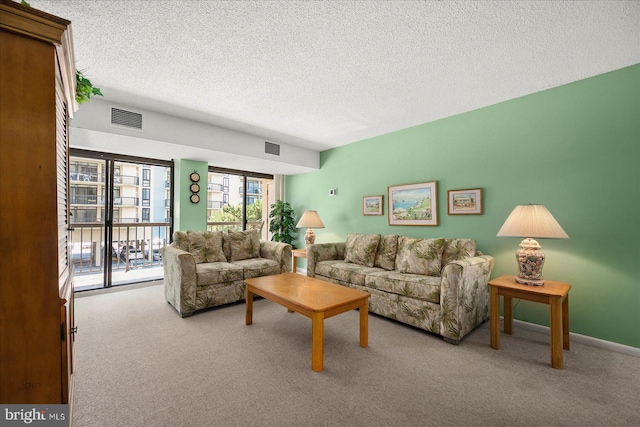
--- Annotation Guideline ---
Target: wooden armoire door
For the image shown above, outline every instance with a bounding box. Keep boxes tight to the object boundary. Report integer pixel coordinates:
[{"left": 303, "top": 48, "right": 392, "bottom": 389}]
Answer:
[{"left": 0, "top": 0, "right": 77, "bottom": 406}]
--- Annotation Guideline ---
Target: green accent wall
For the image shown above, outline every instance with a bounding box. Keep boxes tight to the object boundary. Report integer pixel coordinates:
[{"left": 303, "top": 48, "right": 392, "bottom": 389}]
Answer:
[
  {"left": 174, "top": 159, "right": 208, "bottom": 231},
  {"left": 286, "top": 64, "right": 640, "bottom": 348}
]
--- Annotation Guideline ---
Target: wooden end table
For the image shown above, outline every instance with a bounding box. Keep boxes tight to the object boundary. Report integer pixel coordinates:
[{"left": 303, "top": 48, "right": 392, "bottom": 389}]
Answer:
[
  {"left": 292, "top": 248, "right": 307, "bottom": 272},
  {"left": 489, "top": 275, "right": 571, "bottom": 369}
]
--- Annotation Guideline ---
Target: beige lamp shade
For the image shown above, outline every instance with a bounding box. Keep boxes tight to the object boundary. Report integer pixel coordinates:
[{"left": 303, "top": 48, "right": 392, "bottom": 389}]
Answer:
[
  {"left": 296, "top": 210, "right": 324, "bottom": 246},
  {"left": 497, "top": 204, "right": 568, "bottom": 286},
  {"left": 296, "top": 210, "right": 325, "bottom": 229},
  {"left": 497, "top": 205, "right": 568, "bottom": 239}
]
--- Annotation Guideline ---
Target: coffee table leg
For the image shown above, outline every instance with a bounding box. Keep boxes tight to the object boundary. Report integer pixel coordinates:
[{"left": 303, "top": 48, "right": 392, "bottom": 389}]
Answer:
[
  {"left": 312, "top": 312, "right": 324, "bottom": 372},
  {"left": 245, "top": 288, "right": 253, "bottom": 325},
  {"left": 360, "top": 300, "right": 368, "bottom": 348}
]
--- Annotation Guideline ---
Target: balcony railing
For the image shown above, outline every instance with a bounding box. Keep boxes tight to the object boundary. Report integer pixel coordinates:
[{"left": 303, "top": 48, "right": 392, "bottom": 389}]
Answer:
[
  {"left": 206, "top": 221, "right": 263, "bottom": 234},
  {"left": 69, "top": 172, "right": 139, "bottom": 186},
  {"left": 238, "top": 186, "right": 262, "bottom": 195},
  {"left": 207, "top": 183, "right": 225, "bottom": 192},
  {"left": 114, "top": 197, "right": 139, "bottom": 206},
  {"left": 207, "top": 200, "right": 224, "bottom": 209},
  {"left": 72, "top": 197, "right": 169, "bottom": 208},
  {"left": 70, "top": 222, "right": 171, "bottom": 289},
  {"left": 70, "top": 195, "right": 99, "bottom": 205}
]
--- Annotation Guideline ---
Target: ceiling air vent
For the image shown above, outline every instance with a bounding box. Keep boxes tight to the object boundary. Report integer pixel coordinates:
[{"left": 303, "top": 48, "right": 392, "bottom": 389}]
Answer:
[
  {"left": 111, "top": 107, "right": 143, "bottom": 130},
  {"left": 265, "top": 141, "right": 280, "bottom": 156}
]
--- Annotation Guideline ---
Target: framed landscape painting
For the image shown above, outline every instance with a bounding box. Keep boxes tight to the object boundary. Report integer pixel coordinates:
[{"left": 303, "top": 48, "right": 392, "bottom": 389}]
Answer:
[
  {"left": 448, "top": 188, "right": 483, "bottom": 215},
  {"left": 363, "top": 195, "right": 383, "bottom": 215},
  {"left": 388, "top": 181, "right": 438, "bottom": 226}
]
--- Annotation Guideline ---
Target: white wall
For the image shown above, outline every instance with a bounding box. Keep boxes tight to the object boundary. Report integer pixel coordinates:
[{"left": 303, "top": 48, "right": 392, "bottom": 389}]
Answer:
[{"left": 70, "top": 99, "right": 320, "bottom": 175}]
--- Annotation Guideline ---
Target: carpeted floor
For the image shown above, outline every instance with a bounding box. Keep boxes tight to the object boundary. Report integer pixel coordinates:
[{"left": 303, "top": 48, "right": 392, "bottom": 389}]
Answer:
[{"left": 72, "top": 284, "right": 640, "bottom": 427}]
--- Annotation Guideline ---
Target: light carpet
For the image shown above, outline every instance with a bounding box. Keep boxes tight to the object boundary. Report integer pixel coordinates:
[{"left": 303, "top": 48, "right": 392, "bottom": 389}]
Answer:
[{"left": 72, "top": 284, "right": 640, "bottom": 427}]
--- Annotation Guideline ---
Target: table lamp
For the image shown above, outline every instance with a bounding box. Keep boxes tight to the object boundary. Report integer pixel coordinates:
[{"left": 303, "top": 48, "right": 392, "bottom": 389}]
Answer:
[
  {"left": 496, "top": 204, "right": 568, "bottom": 285},
  {"left": 296, "top": 210, "right": 324, "bottom": 246}
]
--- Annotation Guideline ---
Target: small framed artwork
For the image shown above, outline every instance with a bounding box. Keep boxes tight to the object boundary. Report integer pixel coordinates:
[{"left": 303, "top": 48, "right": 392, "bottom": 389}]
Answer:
[
  {"left": 363, "top": 195, "right": 383, "bottom": 215},
  {"left": 448, "top": 188, "right": 483, "bottom": 215},
  {"left": 388, "top": 181, "right": 438, "bottom": 226}
]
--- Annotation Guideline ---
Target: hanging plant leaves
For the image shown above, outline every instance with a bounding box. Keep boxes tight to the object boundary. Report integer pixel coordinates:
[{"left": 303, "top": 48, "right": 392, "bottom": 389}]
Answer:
[{"left": 76, "top": 70, "right": 103, "bottom": 104}]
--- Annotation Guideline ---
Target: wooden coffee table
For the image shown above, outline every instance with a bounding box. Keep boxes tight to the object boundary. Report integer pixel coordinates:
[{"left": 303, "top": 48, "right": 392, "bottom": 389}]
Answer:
[{"left": 245, "top": 273, "right": 370, "bottom": 372}]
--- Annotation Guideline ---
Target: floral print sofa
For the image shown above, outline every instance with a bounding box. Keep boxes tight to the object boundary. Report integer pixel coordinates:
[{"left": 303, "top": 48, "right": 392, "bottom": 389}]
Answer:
[
  {"left": 307, "top": 233, "right": 495, "bottom": 344},
  {"left": 162, "top": 229, "right": 292, "bottom": 317}
]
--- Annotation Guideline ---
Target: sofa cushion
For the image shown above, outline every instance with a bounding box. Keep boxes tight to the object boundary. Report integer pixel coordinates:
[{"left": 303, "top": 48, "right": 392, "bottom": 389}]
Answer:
[
  {"left": 195, "top": 262, "right": 243, "bottom": 286},
  {"left": 315, "top": 260, "right": 383, "bottom": 287},
  {"left": 188, "top": 231, "right": 226, "bottom": 264},
  {"left": 395, "top": 237, "right": 445, "bottom": 276},
  {"left": 365, "top": 271, "right": 441, "bottom": 304},
  {"left": 232, "top": 258, "right": 280, "bottom": 279},
  {"left": 442, "top": 238, "right": 476, "bottom": 267},
  {"left": 344, "top": 233, "right": 381, "bottom": 267},
  {"left": 227, "top": 229, "right": 261, "bottom": 261},
  {"left": 374, "top": 234, "right": 398, "bottom": 271},
  {"left": 172, "top": 231, "right": 190, "bottom": 252}
]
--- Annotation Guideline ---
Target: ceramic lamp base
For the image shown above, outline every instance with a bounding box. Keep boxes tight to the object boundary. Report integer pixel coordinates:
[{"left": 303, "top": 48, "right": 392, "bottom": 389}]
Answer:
[
  {"left": 516, "top": 238, "right": 546, "bottom": 286},
  {"left": 304, "top": 228, "right": 316, "bottom": 245},
  {"left": 515, "top": 276, "right": 545, "bottom": 286}
]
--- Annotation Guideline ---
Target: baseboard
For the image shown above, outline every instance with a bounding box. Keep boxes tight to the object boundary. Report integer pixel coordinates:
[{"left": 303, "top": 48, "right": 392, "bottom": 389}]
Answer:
[
  {"left": 511, "top": 318, "right": 640, "bottom": 358},
  {"left": 75, "top": 279, "right": 162, "bottom": 297}
]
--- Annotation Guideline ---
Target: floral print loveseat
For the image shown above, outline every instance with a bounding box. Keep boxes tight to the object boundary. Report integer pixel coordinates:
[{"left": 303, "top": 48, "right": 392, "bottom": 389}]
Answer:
[
  {"left": 162, "top": 230, "right": 292, "bottom": 317},
  {"left": 307, "top": 233, "right": 495, "bottom": 344}
]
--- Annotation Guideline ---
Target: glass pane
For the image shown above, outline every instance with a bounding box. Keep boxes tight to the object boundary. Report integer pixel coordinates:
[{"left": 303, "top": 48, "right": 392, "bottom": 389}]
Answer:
[
  {"left": 111, "top": 162, "right": 171, "bottom": 286},
  {"left": 70, "top": 156, "right": 106, "bottom": 290},
  {"left": 207, "top": 171, "right": 271, "bottom": 238}
]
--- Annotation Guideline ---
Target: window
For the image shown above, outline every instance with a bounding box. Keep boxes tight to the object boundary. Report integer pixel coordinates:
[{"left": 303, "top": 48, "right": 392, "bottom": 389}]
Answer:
[
  {"left": 207, "top": 167, "right": 272, "bottom": 236},
  {"left": 71, "top": 208, "right": 97, "bottom": 223},
  {"left": 142, "top": 188, "right": 150, "bottom": 206},
  {"left": 70, "top": 186, "right": 98, "bottom": 204},
  {"left": 142, "top": 168, "right": 151, "bottom": 187},
  {"left": 142, "top": 208, "right": 150, "bottom": 222}
]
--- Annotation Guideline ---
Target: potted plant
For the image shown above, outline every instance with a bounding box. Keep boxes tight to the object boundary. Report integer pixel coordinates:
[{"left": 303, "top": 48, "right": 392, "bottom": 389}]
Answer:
[{"left": 268, "top": 200, "right": 296, "bottom": 246}]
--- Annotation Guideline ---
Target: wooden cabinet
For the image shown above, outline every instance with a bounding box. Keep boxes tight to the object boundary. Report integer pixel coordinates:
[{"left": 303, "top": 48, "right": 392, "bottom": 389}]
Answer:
[{"left": 0, "top": 0, "right": 77, "bottom": 407}]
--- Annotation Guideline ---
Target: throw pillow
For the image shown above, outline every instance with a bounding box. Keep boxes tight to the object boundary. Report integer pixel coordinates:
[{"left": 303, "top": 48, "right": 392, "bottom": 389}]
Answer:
[
  {"left": 395, "top": 237, "right": 445, "bottom": 276},
  {"left": 442, "top": 238, "right": 477, "bottom": 267},
  {"left": 187, "top": 231, "right": 226, "bottom": 264},
  {"left": 227, "top": 229, "right": 261, "bottom": 261},
  {"left": 374, "top": 234, "right": 398, "bottom": 271},
  {"left": 172, "top": 231, "right": 190, "bottom": 252},
  {"left": 344, "top": 233, "right": 381, "bottom": 267}
]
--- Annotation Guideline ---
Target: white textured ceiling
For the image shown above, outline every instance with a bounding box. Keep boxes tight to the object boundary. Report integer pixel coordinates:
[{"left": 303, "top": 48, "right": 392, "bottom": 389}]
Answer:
[{"left": 32, "top": 0, "right": 640, "bottom": 153}]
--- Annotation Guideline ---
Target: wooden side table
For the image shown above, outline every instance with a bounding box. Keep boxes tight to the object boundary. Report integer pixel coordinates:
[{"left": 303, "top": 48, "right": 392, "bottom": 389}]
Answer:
[
  {"left": 292, "top": 248, "right": 307, "bottom": 273},
  {"left": 488, "top": 275, "right": 571, "bottom": 369}
]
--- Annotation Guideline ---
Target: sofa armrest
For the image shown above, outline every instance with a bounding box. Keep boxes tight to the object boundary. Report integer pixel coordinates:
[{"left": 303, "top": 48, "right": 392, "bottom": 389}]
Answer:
[
  {"left": 260, "top": 240, "right": 292, "bottom": 273},
  {"left": 307, "top": 242, "right": 346, "bottom": 277},
  {"left": 162, "top": 246, "right": 197, "bottom": 316},
  {"left": 440, "top": 255, "right": 495, "bottom": 343}
]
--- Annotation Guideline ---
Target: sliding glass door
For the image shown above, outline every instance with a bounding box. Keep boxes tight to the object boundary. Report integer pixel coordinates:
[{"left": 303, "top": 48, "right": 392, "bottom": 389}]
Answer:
[{"left": 70, "top": 149, "right": 173, "bottom": 291}]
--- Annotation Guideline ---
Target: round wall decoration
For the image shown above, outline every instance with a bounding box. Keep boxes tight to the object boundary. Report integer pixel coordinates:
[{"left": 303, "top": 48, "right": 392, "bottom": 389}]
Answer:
[{"left": 189, "top": 171, "right": 201, "bottom": 203}]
